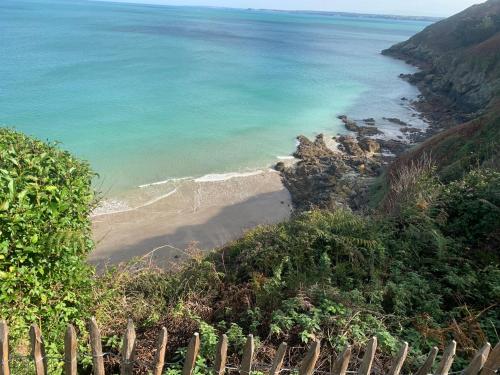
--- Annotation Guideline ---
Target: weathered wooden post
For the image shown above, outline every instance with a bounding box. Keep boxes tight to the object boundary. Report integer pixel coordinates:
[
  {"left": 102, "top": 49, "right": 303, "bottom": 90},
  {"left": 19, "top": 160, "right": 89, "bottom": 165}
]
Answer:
[
  {"left": 64, "top": 324, "right": 77, "bottom": 375},
  {"left": 0, "top": 321, "right": 9, "bottom": 375},
  {"left": 269, "top": 342, "right": 287, "bottom": 375},
  {"left": 331, "top": 345, "right": 352, "bottom": 375},
  {"left": 153, "top": 327, "right": 168, "bottom": 375},
  {"left": 358, "top": 337, "right": 377, "bottom": 375},
  {"left": 214, "top": 334, "right": 228, "bottom": 375},
  {"left": 415, "top": 347, "right": 438, "bottom": 375},
  {"left": 182, "top": 332, "right": 200, "bottom": 375},
  {"left": 240, "top": 334, "right": 255, "bottom": 375},
  {"left": 89, "top": 317, "right": 105, "bottom": 375},
  {"left": 298, "top": 339, "right": 321, "bottom": 375},
  {"left": 29, "top": 324, "right": 47, "bottom": 375},
  {"left": 388, "top": 342, "right": 409, "bottom": 375},
  {"left": 479, "top": 342, "right": 500, "bottom": 375},
  {"left": 121, "top": 319, "right": 136, "bottom": 375},
  {"left": 463, "top": 343, "right": 491, "bottom": 375},
  {"left": 435, "top": 341, "right": 457, "bottom": 375}
]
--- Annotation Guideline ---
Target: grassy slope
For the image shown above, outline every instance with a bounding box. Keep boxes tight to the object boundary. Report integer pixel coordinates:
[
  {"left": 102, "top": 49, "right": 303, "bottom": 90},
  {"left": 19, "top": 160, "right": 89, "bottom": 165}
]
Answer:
[
  {"left": 3, "top": 3, "right": 500, "bottom": 375},
  {"left": 383, "top": 0, "right": 500, "bottom": 114},
  {"left": 90, "top": 5, "right": 500, "bottom": 374},
  {"left": 386, "top": 101, "right": 500, "bottom": 183}
]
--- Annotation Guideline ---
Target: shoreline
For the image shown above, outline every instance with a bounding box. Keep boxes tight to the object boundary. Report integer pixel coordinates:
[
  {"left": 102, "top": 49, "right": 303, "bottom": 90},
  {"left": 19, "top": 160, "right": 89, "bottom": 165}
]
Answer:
[
  {"left": 89, "top": 59, "right": 430, "bottom": 268},
  {"left": 90, "top": 169, "right": 292, "bottom": 268},
  {"left": 90, "top": 96, "right": 428, "bottom": 267}
]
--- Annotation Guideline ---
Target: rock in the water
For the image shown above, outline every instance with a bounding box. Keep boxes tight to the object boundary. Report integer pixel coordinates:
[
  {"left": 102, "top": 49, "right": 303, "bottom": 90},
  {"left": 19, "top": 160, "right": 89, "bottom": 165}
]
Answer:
[
  {"left": 339, "top": 115, "right": 382, "bottom": 136},
  {"left": 281, "top": 134, "right": 347, "bottom": 210},
  {"left": 337, "top": 135, "right": 364, "bottom": 157},
  {"left": 357, "top": 126, "right": 383, "bottom": 137},
  {"left": 400, "top": 126, "right": 422, "bottom": 133},
  {"left": 384, "top": 117, "right": 408, "bottom": 126},
  {"left": 376, "top": 139, "right": 408, "bottom": 156},
  {"left": 294, "top": 134, "right": 335, "bottom": 160},
  {"left": 274, "top": 161, "right": 286, "bottom": 172},
  {"left": 358, "top": 138, "right": 381, "bottom": 153},
  {"left": 279, "top": 133, "right": 382, "bottom": 211},
  {"left": 338, "top": 115, "right": 360, "bottom": 132}
]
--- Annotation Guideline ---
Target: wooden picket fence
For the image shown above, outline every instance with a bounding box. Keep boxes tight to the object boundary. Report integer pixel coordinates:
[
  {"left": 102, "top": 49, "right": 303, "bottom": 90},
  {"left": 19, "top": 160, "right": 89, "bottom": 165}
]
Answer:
[{"left": 0, "top": 318, "right": 499, "bottom": 375}]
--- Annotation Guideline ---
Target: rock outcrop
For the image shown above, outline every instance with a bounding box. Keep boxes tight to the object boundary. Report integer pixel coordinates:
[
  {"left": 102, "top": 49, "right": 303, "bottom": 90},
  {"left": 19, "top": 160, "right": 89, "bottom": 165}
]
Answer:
[
  {"left": 382, "top": 0, "right": 500, "bottom": 118},
  {"left": 338, "top": 115, "right": 383, "bottom": 136},
  {"left": 278, "top": 134, "right": 382, "bottom": 210}
]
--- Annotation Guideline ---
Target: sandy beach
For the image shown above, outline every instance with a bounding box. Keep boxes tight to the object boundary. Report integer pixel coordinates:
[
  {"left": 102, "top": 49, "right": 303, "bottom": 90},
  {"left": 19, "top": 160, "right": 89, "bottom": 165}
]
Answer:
[{"left": 90, "top": 170, "right": 292, "bottom": 268}]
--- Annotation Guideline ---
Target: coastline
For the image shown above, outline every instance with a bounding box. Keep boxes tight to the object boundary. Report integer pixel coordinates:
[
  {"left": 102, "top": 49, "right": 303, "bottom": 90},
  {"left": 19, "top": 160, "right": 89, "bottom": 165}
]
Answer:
[
  {"left": 90, "top": 93, "right": 429, "bottom": 267},
  {"left": 90, "top": 169, "right": 292, "bottom": 268}
]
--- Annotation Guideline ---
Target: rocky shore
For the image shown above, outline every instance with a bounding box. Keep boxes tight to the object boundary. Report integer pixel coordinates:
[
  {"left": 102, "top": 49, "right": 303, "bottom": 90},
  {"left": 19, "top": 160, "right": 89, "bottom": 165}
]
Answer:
[
  {"left": 275, "top": 129, "right": 386, "bottom": 211},
  {"left": 277, "top": 0, "right": 500, "bottom": 212},
  {"left": 275, "top": 103, "right": 434, "bottom": 211},
  {"left": 275, "top": 67, "right": 468, "bottom": 212}
]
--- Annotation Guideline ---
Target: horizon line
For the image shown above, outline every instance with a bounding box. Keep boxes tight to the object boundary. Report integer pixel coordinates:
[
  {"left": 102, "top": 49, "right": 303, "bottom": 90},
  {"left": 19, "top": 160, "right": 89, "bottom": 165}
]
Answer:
[{"left": 91, "top": 0, "right": 444, "bottom": 21}]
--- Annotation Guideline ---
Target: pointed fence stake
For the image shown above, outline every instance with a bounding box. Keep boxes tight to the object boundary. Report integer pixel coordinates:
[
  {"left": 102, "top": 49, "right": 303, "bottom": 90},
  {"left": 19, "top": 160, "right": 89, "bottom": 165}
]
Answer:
[
  {"left": 436, "top": 341, "right": 457, "bottom": 375},
  {"left": 479, "top": 342, "right": 500, "bottom": 375},
  {"left": 0, "top": 321, "right": 9, "bottom": 375},
  {"left": 182, "top": 332, "right": 200, "bottom": 375},
  {"left": 89, "top": 317, "right": 105, "bottom": 375},
  {"left": 214, "top": 334, "right": 228, "bottom": 375},
  {"left": 30, "top": 324, "right": 47, "bottom": 375},
  {"left": 121, "top": 319, "right": 137, "bottom": 375},
  {"left": 463, "top": 343, "right": 491, "bottom": 375},
  {"left": 358, "top": 337, "right": 377, "bottom": 375},
  {"left": 331, "top": 345, "right": 352, "bottom": 375},
  {"left": 240, "top": 334, "right": 255, "bottom": 375},
  {"left": 64, "top": 325, "right": 77, "bottom": 375},
  {"left": 299, "top": 339, "right": 321, "bottom": 375},
  {"left": 388, "top": 342, "right": 409, "bottom": 375},
  {"left": 153, "top": 327, "right": 168, "bottom": 375},
  {"left": 269, "top": 343, "right": 287, "bottom": 375},
  {"left": 415, "top": 347, "right": 438, "bottom": 375}
]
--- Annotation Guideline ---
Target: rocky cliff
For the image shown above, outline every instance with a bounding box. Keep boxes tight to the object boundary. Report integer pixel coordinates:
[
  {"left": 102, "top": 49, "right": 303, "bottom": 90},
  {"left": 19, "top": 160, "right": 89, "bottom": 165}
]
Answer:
[{"left": 383, "top": 0, "right": 500, "bottom": 118}]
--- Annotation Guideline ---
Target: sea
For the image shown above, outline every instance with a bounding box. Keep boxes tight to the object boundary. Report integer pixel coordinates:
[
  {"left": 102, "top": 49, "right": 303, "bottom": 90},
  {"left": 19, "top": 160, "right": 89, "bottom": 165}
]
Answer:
[{"left": 0, "top": 0, "right": 432, "bottom": 208}]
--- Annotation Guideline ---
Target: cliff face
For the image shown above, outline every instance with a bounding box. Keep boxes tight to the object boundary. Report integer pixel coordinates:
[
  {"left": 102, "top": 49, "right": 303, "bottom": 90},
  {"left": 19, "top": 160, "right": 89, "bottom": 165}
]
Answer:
[{"left": 383, "top": 0, "right": 500, "bottom": 117}]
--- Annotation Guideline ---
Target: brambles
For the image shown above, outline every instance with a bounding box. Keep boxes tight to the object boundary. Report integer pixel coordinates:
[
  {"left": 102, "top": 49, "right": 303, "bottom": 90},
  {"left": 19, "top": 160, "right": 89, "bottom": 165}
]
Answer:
[
  {"left": 91, "top": 166, "right": 499, "bottom": 372},
  {"left": 0, "top": 128, "right": 96, "bottom": 372},
  {"left": 1, "top": 129, "right": 498, "bottom": 374}
]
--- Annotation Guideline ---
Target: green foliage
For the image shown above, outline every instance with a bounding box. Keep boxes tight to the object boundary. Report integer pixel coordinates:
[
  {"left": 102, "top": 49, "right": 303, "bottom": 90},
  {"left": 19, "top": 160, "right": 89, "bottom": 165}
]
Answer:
[
  {"left": 223, "top": 210, "right": 383, "bottom": 290},
  {"left": 89, "top": 165, "right": 498, "bottom": 371},
  {"left": 435, "top": 168, "right": 500, "bottom": 248},
  {"left": 2, "top": 129, "right": 497, "bottom": 373},
  {"left": 0, "top": 129, "right": 95, "bottom": 370}
]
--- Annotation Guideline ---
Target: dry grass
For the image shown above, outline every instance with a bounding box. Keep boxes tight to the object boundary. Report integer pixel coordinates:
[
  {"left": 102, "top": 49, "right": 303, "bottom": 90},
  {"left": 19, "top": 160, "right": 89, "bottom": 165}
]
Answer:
[{"left": 381, "top": 153, "right": 437, "bottom": 216}]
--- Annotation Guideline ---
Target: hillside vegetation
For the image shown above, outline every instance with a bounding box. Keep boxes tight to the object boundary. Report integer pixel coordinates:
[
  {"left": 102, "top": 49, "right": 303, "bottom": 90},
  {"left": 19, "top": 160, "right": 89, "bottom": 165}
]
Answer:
[
  {"left": 91, "top": 163, "right": 499, "bottom": 374},
  {"left": 1, "top": 1, "right": 500, "bottom": 374},
  {"left": 383, "top": 0, "right": 500, "bottom": 115},
  {"left": 89, "top": 1, "right": 500, "bottom": 372},
  {"left": 0, "top": 129, "right": 95, "bottom": 372}
]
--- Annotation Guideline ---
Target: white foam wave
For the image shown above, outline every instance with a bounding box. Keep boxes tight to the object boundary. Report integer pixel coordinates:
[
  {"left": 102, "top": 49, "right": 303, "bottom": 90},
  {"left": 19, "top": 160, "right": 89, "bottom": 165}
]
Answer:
[
  {"left": 139, "top": 188, "right": 178, "bottom": 208},
  {"left": 194, "top": 170, "right": 264, "bottom": 183},
  {"left": 91, "top": 199, "right": 133, "bottom": 217},
  {"left": 92, "top": 188, "right": 178, "bottom": 217},
  {"left": 139, "top": 177, "right": 192, "bottom": 188}
]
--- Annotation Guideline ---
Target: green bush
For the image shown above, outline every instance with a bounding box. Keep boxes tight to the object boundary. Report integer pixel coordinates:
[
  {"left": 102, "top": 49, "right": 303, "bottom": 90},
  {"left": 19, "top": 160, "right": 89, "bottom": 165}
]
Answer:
[
  {"left": 0, "top": 129, "right": 95, "bottom": 367},
  {"left": 435, "top": 168, "right": 500, "bottom": 249}
]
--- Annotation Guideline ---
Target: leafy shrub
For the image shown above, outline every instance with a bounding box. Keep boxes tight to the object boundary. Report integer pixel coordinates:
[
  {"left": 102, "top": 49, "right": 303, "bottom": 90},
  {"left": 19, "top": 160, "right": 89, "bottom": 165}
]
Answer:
[
  {"left": 435, "top": 168, "right": 500, "bottom": 249},
  {"left": 221, "top": 210, "right": 383, "bottom": 290},
  {"left": 0, "top": 129, "right": 95, "bottom": 368}
]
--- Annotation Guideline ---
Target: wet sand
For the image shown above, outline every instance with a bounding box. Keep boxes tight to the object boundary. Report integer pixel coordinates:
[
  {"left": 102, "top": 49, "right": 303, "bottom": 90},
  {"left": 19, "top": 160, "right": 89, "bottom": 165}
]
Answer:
[{"left": 90, "top": 170, "right": 292, "bottom": 268}]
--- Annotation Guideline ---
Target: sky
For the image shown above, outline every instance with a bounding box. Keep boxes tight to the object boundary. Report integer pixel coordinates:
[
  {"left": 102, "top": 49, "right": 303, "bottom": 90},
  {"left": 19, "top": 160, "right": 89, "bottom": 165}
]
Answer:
[{"left": 111, "top": 0, "right": 485, "bottom": 17}]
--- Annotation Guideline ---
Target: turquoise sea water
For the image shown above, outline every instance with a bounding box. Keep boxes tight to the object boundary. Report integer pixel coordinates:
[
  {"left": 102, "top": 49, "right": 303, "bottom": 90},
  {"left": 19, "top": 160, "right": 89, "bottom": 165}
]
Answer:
[{"left": 0, "top": 0, "right": 431, "bottom": 192}]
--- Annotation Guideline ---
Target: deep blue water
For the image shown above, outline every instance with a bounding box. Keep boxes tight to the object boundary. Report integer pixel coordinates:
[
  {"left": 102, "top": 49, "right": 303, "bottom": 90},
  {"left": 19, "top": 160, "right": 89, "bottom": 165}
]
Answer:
[{"left": 0, "top": 0, "right": 431, "bottom": 192}]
